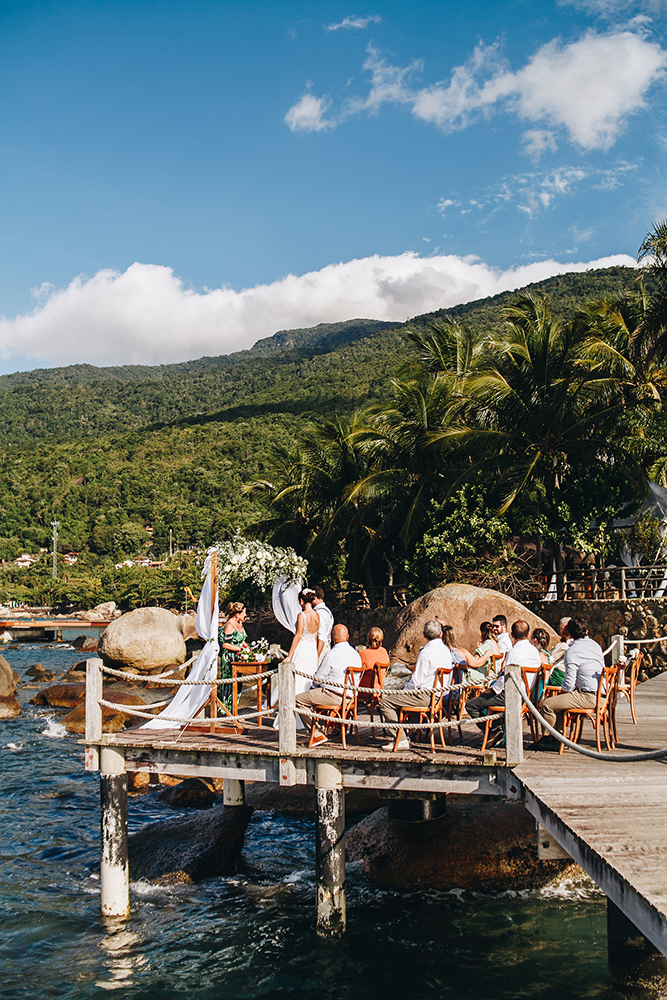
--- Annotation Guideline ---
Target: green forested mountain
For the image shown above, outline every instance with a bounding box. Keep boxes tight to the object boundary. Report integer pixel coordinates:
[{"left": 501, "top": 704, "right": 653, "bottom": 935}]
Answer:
[
  {"left": 0, "top": 264, "right": 644, "bottom": 604},
  {"left": 0, "top": 267, "right": 637, "bottom": 445}
]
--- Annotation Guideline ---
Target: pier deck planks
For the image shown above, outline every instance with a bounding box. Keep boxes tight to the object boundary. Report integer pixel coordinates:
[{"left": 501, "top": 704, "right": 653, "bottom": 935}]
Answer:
[{"left": 517, "top": 671, "right": 667, "bottom": 955}]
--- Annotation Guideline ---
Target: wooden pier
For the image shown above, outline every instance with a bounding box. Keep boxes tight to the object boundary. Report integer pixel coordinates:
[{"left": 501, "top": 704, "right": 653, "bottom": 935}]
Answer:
[{"left": 84, "top": 655, "right": 667, "bottom": 981}]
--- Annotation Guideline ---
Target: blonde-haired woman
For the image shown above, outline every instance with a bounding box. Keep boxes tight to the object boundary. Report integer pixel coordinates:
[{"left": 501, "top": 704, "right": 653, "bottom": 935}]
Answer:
[
  {"left": 359, "top": 627, "right": 391, "bottom": 689},
  {"left": 218, "top": 601, "right": 248, "bottom": 710}
]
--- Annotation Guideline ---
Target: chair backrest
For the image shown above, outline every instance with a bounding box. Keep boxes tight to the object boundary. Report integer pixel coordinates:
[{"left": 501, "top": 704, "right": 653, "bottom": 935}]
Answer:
[
  {"left": 596, "top": 663, "right": 619, "bottom": 714},
  {"left": 490, "top": 652, "right": 506, "bottom": 678},
  {"left": 628, "top": 650, "right": 642, "bottom": 691},
  {"left": 341, "top": 666, "right": 364, "bottom": 713},
  {"left": 520, "top": 665, "right": 545, "bottom": 702}
]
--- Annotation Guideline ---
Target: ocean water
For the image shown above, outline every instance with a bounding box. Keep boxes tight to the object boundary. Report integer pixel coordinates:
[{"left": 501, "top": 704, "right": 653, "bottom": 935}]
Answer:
[{"left": 0, "top": 645, "right": 652, "bottom": 999}]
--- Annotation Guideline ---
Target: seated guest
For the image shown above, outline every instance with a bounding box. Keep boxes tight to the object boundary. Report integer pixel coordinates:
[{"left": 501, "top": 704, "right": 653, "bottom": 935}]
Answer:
[
  {"left": 464, "top": 620, "right": 541, "bottom": 734},
  {"left": 441, "top": 624, "right": 468, "bottom": 670},
  {"left": 359, "top": 627, "right": 391, "bottom": 689},
  {"left": 531, "top": 627, "right": 551, "bottom": 667},
  {"left": 379, "top": 620, "right": 452, "bottom": 752},
  {"left": 295, "top": 624, "right": 361, "bottom": 746},
  {"left": 492, "top": 615, "right": 512, "bottom": 657},
  {"left": 539, "top": 616, "right": 604, "bottom": 740},
  {"left": 546, "top": 618, "right": 572, "bottom": 688},
  {"left": 465, "top": 621, "right": 500, "bottom": 685}
]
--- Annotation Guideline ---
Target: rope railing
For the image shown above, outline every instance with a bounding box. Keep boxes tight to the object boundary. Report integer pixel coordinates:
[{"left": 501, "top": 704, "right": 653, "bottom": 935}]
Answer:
[
  {"left": 100, "top": 661, "right": 277, "bottom": 686},
  {"left": 296, "top": 705, "right": 500, "bottom": 733},
  {"left": 97, "top": 698, "right": 277, "bottom": 727},
  {"left": 506, "top": 673, "right": 667, "bottom": 762},
  {"left": 291, "top": 667, "right": 468, "bottom": 697}
]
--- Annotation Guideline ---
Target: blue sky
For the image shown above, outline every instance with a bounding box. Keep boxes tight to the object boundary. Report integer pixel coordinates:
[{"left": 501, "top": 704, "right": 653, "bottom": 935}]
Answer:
[{"left": 0, "top": 0, "right": 664, "bottom": 371}]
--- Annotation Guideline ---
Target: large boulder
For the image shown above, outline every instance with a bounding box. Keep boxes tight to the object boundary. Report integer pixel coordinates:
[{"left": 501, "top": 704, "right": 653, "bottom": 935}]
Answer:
[
  {"left": 244, "top": 782, "right": 386, "bottom": 817},
  {"left": 386, "top": 584, "right": 557, "bottom": 663},
  {"left": 98, "top": 607, "right": 186, "bottom": 673},
  {"left": 128, "top": 803, "right": 253, "bottom": 884},
  {"left": 60, "top": 690, "right": 148, "bottom": 733},
  {"left": 346, "top": 795, "right": 575, "bottom": 892},
  {"left": 0, "top": 655, "right": 17, "bottom": 697}
]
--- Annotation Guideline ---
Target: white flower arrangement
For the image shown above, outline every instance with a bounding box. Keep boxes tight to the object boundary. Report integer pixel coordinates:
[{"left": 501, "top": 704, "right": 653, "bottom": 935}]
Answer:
[{"left": 210, "top": 535, "right": 308, "bottom": 594}]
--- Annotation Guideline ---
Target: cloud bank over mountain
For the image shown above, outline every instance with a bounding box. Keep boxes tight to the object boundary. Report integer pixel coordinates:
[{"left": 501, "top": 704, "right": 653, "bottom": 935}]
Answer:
[{"left": 0, "top": 252, "right": 635, "bottom": 371}]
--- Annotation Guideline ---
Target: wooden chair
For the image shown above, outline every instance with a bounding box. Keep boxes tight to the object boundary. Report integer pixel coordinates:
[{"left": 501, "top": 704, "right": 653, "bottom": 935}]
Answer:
[
  {"left": 616, "top": 651, "right": 642, "bottom": 726},
  {"left": 476, "top": 665, "right": 543, "bottom": 752},
  {"left": 306, "top": 666, "right": 363, "bottom": 750},
  {"left": 559, "top": 664, "right": 619, "bottom": 754},
  {"left": 357, "top": 661, "right": 388, "bottom": 734},
  {"left": 395, "top": 666, "right": 456, "bottom": 751}
]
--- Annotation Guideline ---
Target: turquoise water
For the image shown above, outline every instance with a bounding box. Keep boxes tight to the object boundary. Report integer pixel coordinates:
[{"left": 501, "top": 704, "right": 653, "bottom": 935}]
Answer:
[{"left": 0, "top": 645, "right": 648, "bottom": 999}]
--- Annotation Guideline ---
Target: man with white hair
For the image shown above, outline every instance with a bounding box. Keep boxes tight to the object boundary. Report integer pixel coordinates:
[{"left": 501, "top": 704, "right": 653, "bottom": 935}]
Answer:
[{"left": 378, "top": 619, "right": 451, "bottom": 752}]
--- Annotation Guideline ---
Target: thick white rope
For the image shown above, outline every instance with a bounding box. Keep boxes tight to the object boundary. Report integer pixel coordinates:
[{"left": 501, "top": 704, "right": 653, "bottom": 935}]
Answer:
[
  {"left": 296, "top": 706, "right": 499, "bottom": 732},
  {"left": 97, "top": 698, "right": 276, "bottom": 726},
  {"left": 507, "top": 673, "right": 667, "bottom": 762},
  {"left": 291, "top": 667, "right": 467, "bottom": 696},
  {"left": 100, "top": 662, "right": 277, "bottom": 685}
]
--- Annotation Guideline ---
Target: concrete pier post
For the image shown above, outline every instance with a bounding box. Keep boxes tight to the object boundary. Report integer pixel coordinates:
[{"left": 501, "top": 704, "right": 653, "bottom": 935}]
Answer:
[
  {"left": 223, "top": 778, "right": 245, "bottom": 806},
  {"left": 504, "top": 661, "right": 524, "bottom": 766},
  {"left": 278, "top": 660, "right": 297, "bottom": 754},
  {"left": 607, "top": 900, "right": 667, "bottom": 988},
  {"left": 100, "top": 745, "right": 130, "bottom": 918},
  {"left": 315, "top": 760, "right": 346, "bottom": 937},
  {"left": 387, "top": 792, "right": 447, "bottom": 823},
  {"left": 85, "top": 658, "right": 103, "bottom": 772}
]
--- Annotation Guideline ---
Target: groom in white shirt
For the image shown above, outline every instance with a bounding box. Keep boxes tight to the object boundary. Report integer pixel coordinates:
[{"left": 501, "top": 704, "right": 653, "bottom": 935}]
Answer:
[{"left": 313, "top": 586, "right": 334, "bottom": 661}]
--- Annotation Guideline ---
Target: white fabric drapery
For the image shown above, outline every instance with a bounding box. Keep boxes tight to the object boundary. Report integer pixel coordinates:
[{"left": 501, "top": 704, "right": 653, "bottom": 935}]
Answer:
[
  {"left": 142, "top": 547, "right": 220, "bottom": 730},
  {"left": 271, "top": 575, "right": 302, "bottom": 633}
]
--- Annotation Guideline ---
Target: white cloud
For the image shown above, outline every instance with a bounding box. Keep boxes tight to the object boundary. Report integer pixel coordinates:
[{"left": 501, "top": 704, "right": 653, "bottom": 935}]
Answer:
[
  {"left": 521, "top": 129, "right": 558, "bottom": 161},
  {"left": 288, "top": 31, "right": 667, "bottom": 150},
  {"left": 437, "top": 198, "right": 458, "bottom": 216},
  {"left": 325, "top": 14, "right": 381, "bottom": 31},
  {"left": 284, "top": 93, "right": 332, "bottom": 132},
  {"left": 0, "top": 254, "right": 637, "bottom": 371}
]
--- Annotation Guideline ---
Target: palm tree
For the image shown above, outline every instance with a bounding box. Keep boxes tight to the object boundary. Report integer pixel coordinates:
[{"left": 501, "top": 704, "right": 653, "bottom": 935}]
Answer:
[{"left": 429, "top": 293, "right": 644, "bottom": 593}]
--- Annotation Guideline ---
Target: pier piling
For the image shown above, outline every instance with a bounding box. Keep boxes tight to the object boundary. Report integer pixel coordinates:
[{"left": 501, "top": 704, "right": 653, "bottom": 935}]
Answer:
[
  {"left": 100, "top": 746, "right": 130, "bottom": 918},
  {"left": 504, "top": 662, "right": 523, "bottom": 766},
  {"left": 223, "top": 778, "right": 245, "bottom": 806},
  {"left": 315, "top": 760, "right": 346, "bottom": 937},
  {"left": 607, "top": 900, "right": 667, "bottom": 988}
]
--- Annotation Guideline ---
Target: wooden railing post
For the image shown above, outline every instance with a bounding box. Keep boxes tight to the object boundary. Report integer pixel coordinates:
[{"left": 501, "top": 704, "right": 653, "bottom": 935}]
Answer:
[
  {"left": 85, "top": 658, "right": 103, "bottom": 772},
  {"left": 279, "top": 660, "right": 298, "bottom": 786},
  {"left": 620, "top": 567, "right": 627, "bottom": 600},
  {"left": 611, "top": 634, "right": 624, "bottom": 665},
  {"left": 504, "top": 662, "right": 524, "bottom": 767}
]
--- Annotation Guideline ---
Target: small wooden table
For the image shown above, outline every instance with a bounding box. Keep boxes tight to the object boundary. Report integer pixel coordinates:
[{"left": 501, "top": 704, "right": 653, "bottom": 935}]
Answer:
[{"left": 230, "top": 660, "right": 272, "bottom": 725}]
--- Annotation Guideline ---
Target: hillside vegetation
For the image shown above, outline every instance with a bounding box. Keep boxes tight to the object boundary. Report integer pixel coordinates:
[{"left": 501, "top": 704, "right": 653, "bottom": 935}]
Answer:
[{"left": 0, "top": 264, "right": 645, "bottom": 606}]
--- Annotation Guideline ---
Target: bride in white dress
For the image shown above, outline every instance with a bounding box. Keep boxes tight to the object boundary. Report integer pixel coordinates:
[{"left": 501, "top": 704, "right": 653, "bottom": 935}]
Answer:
[{"left": 273, "top": 589, "right": 319, "bottom": 727}]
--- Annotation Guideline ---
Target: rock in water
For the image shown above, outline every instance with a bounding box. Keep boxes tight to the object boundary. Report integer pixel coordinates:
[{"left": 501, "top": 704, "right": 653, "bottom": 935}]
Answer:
[
  {"left": 0, "top": 655, "right": 17, "bottom": 697},
  {"left": 346, "top": 795, "right": 574, "bottom": 892},
  {"left": 129, "top": 804, "right": 253, "bottom": 883},
  {"left": 30, "top": 683, "right": 86, "bottom": 708},
  {"left": 158, "top": 777, "right": 217, "bottom": 809},
  {"left": 0, "top": 695, "right": 21, "bottom": 718},
  {"left": 386, "top": 584, "right": 557, "bottom": 662},
  {"left": 99, "top": 607, "right": 186, "bottom": 673},
  {"left": 60, "top": 690, "right": 148, "bottom": 733}
]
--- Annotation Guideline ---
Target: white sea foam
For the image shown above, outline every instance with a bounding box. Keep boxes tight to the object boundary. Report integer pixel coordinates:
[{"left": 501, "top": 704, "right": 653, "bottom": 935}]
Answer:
[
  {"left": 41, "top": 716, "right": 67, "bottom": 738},
  {"left": 5, "top": 742, "right": 23, "bottom": 751}
]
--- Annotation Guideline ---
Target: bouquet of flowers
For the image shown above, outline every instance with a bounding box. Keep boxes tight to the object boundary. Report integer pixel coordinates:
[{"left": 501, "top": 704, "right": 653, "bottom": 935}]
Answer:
[
  {"left": 234, "top": 638, "right": 271, "bottom": 663},
  {"left": 212, "top": 535, "right": 308, "bottom": 593}
]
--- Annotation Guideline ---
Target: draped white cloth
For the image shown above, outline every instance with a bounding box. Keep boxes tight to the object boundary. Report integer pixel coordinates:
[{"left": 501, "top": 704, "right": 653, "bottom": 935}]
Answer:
[
  {"left": 271, "top": 575, "right": 302, "bottom": 633},
  {"left": 142, "top": 547, "right": 220, "bottom": 729}
]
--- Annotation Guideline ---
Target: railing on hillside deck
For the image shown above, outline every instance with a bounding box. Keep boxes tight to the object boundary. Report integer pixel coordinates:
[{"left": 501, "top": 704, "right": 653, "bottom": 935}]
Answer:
[
  {"left": 538, "top": 565, "right": 667, "bottom": 602},
  {"left": 335, "top": 565, "right": 667, "bottom": 607}
]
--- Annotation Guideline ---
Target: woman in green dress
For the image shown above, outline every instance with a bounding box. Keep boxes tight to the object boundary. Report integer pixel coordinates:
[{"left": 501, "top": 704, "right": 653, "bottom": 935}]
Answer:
[{"left": 218, "top": 601, "right": 248, "bottom": 711}]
